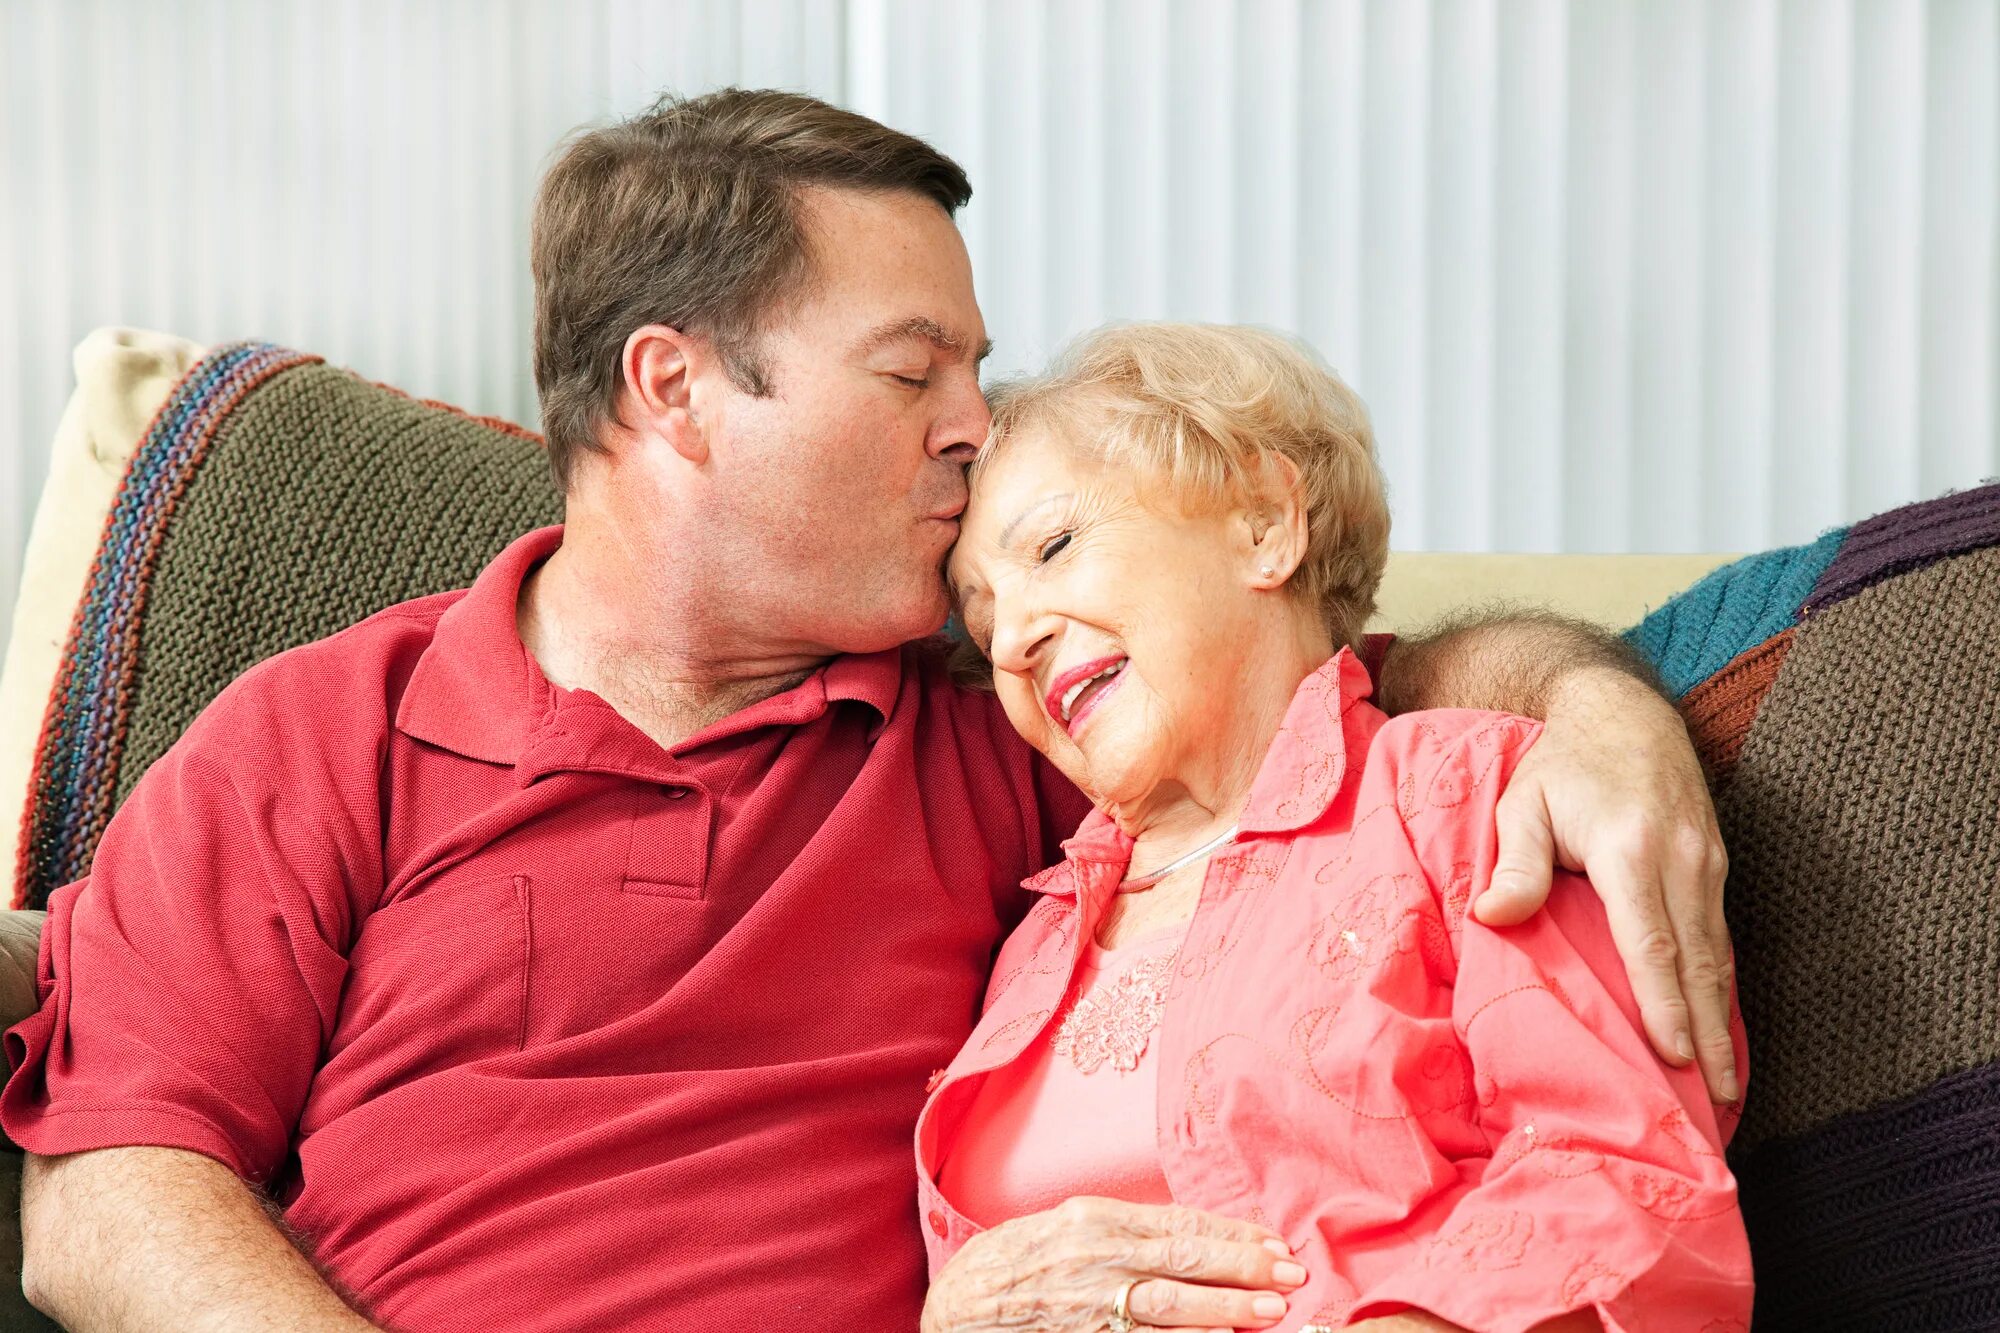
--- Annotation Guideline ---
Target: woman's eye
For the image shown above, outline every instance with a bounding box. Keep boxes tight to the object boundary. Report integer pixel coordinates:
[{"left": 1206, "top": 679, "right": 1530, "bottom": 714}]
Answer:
[
  {"left": 1037, "top": 532, "right": 1072, "bottom": 564},
  {"left": 891, "top": 373, "right": 930, "bottom": 389}
]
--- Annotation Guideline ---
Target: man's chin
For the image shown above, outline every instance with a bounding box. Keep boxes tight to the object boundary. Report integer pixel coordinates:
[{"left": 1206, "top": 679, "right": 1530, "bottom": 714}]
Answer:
[{"left": 824, "top": 591, "right": 951, "bottom": 656}]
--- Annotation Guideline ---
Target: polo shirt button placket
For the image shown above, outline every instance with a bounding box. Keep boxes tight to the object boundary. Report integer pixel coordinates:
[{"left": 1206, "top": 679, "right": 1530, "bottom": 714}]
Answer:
[
  {"left": 625, "top": 781, "right": 711, "bottom": 898},
  {"left": 927, "top": 1209, "right": 950, "bottom": 1240}
]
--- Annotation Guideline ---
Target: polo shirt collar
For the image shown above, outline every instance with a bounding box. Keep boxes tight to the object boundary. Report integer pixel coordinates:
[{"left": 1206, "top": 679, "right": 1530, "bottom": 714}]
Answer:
[
  {"left": 396, "top": 525, "right": 562, "bottom": 767},
  {"left": 396, "top": 525, "right": 904, "bottom": 778},
  {"left": 1024, "top": 647, "right": 1376, "bottom": 897}
]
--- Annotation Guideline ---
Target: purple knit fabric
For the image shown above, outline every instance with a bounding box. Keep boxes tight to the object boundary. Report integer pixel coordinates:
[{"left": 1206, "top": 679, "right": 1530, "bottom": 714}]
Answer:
[
  {"left": 1805, "top": 480, "right": 2000, "bottom": 615},
  {"left": 1734, "top": 1056, "right": 2000, "bottom": 1331}
]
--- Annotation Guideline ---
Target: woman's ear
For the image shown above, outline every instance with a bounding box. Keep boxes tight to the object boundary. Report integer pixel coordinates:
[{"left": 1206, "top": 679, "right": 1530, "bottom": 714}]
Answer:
[
  {"left": 620, "top": 323, "right": 709, "bottom": 466},
  {"left": 1243, "top": 453, "right": 1310, "bottom": 590}
]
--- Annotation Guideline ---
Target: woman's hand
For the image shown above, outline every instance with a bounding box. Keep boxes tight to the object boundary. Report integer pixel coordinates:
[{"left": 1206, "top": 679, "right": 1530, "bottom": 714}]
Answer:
[
  {"left": 1477, "top": 666, "right": 1737, "bottom": 1104},
  {"left": 922, "top": 1196, "right": 1306, "bottom": 1332}
]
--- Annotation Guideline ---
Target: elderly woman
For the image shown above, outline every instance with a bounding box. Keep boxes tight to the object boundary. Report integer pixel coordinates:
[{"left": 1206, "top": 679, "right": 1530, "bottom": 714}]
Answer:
[{"left": 918, "top": 325, "right": 1751, "bottom": 1333}]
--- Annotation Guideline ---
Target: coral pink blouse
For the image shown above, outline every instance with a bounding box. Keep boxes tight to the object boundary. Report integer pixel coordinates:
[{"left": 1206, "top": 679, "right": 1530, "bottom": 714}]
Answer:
[
  {"left": 915, "top": 650, "right": 1751, "bottom": 1333},
  {"left": 938, "top": 922, "right": 1185, "bottom": 1225}
]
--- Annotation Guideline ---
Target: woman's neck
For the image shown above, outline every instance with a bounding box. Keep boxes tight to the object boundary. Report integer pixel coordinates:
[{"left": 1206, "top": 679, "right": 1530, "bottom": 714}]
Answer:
[
  {"left": 1117, "top": 622, "right": 1337, "bottom": 875},
  {"left": 1123, "top": 802, "right": 1243, "bottom": 880}
]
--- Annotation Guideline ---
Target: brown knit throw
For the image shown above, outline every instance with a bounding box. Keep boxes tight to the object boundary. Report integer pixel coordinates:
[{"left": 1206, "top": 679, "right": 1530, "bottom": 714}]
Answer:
[
  {"left": 1636, "top": 480, "right": 2000, "bottom": 1329},
  {"left": 17, "top": 344, "right": 560, "bottom": 911},
  {"left": 1724, "top": 544, "right": 2000, "bottom": 1153},
  {"left": 114, "top": 363, "right": 560, "bottom": 809}
]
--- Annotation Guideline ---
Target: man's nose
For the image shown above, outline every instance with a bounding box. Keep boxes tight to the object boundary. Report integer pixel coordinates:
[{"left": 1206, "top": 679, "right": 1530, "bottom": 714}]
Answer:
[{"left": 927, "top": 375, "right": 992, "bottom": 463}]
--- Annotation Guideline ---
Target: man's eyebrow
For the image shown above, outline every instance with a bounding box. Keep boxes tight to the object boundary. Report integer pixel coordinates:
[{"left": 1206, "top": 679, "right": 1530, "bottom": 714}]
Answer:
[
  {"left": 998, "top": 493, "right": 1072, "bottom": 546},
  {"left": 857, "top": 315, "right": 989, "bottom": 366}
]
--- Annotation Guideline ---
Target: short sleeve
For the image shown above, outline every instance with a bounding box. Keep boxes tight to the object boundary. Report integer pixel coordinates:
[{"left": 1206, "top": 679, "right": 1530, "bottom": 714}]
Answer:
[
  {"left": 1349, "top": 713, "right": 1752, "bottom": 1332},
  {"left": 1, "top": 666, "right": 382, "bottom": 1185}
]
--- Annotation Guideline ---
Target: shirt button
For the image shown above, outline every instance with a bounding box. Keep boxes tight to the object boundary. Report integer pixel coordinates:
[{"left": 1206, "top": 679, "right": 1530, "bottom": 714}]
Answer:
[
  {"left": 662, "top": 786, "right": 687, "bottom": 800},
  {"left": 928, "top": 1210, "right": 950, "bottom": 1239}
]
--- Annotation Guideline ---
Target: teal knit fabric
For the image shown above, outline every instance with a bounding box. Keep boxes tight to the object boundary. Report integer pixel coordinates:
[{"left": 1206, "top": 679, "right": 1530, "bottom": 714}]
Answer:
[{"left": 1624, "top": 528, "right": 1846, "bottom": 699}]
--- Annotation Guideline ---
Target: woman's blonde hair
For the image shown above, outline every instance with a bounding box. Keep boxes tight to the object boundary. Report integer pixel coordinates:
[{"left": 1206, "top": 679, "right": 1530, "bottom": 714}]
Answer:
[{"left": 978, "top": 323, "right": 1391, "bottom": 651}]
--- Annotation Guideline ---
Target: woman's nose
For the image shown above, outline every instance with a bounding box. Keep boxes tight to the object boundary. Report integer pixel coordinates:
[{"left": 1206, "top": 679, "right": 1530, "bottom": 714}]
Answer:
[{"left": 988, "top": 600, "right": 1059, "bottom": 674}]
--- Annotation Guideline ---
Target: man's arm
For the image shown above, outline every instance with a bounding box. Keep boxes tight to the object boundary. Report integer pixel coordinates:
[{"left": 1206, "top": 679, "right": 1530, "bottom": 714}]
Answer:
[
  {"left": 0, "top": 657, "right": 388, "bottom": 1326},
  {"left": 1373, "top": 610, "right": 1737, "bottom": 1104},
  {"left": 22, "top": 1148, "right": 378, "bottom": 1332}
]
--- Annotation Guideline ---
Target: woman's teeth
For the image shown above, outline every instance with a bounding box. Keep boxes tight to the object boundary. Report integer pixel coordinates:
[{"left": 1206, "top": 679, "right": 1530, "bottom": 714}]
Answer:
[{"left": 1061, "top": 660, "right": 1125, "bottom": 722}]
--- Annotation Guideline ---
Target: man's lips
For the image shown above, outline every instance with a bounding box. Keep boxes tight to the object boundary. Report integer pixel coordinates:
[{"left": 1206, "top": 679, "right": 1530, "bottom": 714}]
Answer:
[{"left": 1044, "top": 655, "right": 1127, "bottom": 734}]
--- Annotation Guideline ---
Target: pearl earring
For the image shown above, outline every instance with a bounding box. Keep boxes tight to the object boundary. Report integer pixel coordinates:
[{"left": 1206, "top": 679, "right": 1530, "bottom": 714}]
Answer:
[{"left": 1259, "top": 565, "right": 1276, "bottom": 579}]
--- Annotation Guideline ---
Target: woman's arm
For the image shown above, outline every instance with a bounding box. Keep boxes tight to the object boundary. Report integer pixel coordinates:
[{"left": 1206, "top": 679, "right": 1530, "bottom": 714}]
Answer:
[
  {"left": 1344, "top": 716, "right": 1751, "bottom": 1330},
  {"left": 1373, "top": 610, "right": 1737, "bottom": 1104}
]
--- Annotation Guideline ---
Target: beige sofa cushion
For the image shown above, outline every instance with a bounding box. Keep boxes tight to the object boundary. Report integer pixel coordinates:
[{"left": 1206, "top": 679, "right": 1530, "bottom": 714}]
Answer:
[
  {"left": 1369, "top": 552, "right": 1737, "bottom": 635},
  {"left": 0, "top": 326, "right": 1734, "bottom": 887}
]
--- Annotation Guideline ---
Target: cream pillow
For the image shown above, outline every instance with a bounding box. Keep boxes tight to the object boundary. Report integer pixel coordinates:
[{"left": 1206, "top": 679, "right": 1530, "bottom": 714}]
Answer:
[{"left": 0, "top": 329, "right": 204, "bottom": 883}]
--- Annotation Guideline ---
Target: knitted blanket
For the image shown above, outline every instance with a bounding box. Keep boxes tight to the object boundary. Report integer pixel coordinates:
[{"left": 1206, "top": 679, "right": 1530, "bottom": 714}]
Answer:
[
  {"left": 1627, "top": 479, "right": 2000, "bottom": 1331},
  {"left": 16, "top": 343, "right": 560, "bottom": 910}
]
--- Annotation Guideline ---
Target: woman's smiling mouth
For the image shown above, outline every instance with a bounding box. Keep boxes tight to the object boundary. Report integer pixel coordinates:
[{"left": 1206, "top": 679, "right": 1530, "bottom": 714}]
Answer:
[{"left": 1044, "top": 656, "right": 1128, "bottom": 737}]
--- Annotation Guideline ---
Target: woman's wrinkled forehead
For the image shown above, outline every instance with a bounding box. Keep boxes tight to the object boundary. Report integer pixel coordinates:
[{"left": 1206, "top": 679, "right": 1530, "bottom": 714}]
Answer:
[{"left": 951, "top": 430, "right": 1080, "bottom": 578}]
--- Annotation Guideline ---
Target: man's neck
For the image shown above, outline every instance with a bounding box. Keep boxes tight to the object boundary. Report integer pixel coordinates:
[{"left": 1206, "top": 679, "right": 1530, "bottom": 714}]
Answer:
[{"left": 517, "top": 532, "right": 828, "bottom": 753}]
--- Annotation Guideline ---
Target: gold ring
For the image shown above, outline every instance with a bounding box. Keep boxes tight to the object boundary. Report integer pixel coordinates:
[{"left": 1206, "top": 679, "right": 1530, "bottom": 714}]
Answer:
[{"left": 1108, "top": 1277, "right": 1143, "bottom": 1332}]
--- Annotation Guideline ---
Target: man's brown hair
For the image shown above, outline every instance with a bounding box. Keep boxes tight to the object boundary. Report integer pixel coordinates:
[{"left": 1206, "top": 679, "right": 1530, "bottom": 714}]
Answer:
[{"left": 530, "top": 88, "right": 972, "bottom": 489}]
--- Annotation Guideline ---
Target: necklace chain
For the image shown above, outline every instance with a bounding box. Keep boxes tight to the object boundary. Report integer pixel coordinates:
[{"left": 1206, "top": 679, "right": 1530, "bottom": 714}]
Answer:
[{"left": 1121, "top": 824, "right": 1240, "bottom": 890}]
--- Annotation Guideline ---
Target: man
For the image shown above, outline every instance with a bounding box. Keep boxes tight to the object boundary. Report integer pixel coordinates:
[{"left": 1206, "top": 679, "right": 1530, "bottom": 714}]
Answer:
[{"left": 4, "top": 91, "right": 1733, "bottom": 1331}]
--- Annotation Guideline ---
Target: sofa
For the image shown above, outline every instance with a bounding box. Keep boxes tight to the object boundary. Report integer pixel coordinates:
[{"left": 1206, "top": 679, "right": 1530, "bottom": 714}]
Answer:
[{"left": 0, "top": 329, "right": 1991, "bottom": 1330}]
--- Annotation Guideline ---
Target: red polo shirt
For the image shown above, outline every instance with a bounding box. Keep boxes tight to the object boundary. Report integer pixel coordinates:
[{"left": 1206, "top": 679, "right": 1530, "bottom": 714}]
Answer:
[{"left": 2, "top": 526, "right": 1088, "bottom": 1331}]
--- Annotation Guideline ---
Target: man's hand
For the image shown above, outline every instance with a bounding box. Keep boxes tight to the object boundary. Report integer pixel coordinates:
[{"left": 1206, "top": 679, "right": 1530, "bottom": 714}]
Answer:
[
  {"left": 1374, "top": 613, "right": 1737, "bottom": 1105},
  {"left": 1475, "top": 668, "right": 1736, "bottom": 1104},
  {"left": 923, "top": 1196, "right": 1305, "bottom": 1332}
]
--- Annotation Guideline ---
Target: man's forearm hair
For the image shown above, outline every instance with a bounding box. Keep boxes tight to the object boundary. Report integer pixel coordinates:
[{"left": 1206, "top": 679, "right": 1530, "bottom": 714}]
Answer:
[{"left": 1374, "top": 605, "right": 1667, "bottom": 720}]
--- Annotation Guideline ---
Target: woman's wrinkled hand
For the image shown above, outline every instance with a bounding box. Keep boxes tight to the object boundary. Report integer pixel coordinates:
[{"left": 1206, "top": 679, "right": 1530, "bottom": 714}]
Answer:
[
  {"left": 1475, "top": 666, "right": 1738, "bottom": 1105},
  {"left": 921, "top": 1196, "right": 1307, "bottom": 1333}
]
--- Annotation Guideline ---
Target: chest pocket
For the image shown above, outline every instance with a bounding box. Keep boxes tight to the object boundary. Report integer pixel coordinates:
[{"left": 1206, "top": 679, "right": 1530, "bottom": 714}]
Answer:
[{"left": 317, "top": 873, "right": 531, "bottom": 1113}]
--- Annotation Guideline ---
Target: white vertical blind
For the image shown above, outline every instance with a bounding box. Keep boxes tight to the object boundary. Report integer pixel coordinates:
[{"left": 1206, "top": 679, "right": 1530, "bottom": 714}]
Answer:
[{"left": 3, "top": 0, "right": 1997, "bottom": 627}]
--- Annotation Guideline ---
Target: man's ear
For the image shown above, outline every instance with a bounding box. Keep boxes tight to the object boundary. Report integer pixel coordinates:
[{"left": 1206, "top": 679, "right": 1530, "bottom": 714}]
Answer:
[
  {"left": 1243, "top": 453, "right": 1310, "bottom": 590},
  {"left": 619, "top": 324, "right": 708, "bottom": 465}
]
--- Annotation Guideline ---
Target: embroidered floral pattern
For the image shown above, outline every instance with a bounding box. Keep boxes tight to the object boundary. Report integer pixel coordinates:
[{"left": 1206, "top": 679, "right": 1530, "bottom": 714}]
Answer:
[
  {"left": 1052, "top": 950, "right": 1179, "bottom": 1075},
  {"left": 1421, "top": 1210, "right": 1535, "bottom": 1272},
  {"left": 1307, "top": 872, "right": 1427, "bottom": 981},
  {"left": 1562, "top": 1258, "right": 1626, "bottom": 1306}
]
